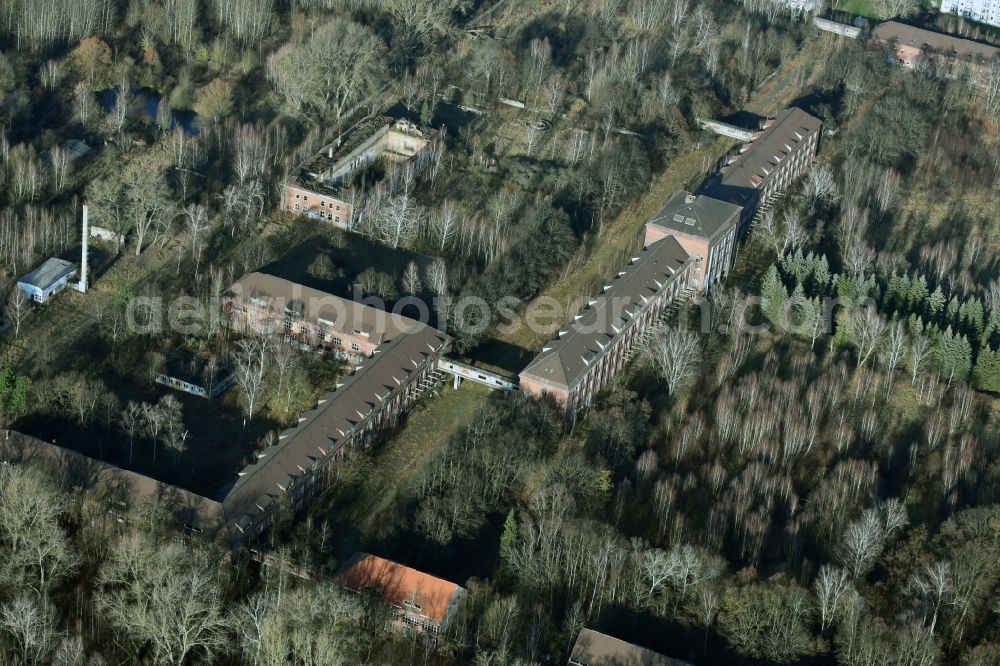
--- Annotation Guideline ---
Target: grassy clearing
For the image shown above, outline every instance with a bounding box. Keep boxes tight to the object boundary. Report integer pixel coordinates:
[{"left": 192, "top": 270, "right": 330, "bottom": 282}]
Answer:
[
  {"left": 832, "top": 0, "right": 883, "bottom": 19},
  {"left": 328, "top": 381, "right": 493, "bottom": 543}
]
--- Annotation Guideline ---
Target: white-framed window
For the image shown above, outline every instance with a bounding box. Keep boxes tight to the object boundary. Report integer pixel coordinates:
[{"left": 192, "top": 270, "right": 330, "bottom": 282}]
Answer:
[{"left": 294, "top": 204, "right": 301, "bottom": 211}]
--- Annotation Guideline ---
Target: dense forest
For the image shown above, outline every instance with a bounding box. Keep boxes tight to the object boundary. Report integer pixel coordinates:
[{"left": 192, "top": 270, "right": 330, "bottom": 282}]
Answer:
[{"left": 0, "top": 0, "right": 997, "bottom": 664}]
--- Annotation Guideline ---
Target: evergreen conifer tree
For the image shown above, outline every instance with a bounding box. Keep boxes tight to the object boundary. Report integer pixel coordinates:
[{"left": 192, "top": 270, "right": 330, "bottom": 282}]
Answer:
[
  {"left": 928, "top": 286, "right": 946, "bottom": 319},
  {"left": 908, "top": 274, "right": 928, "bottom": 309},
  {"left": 972, "top": 346, "right": 1000, "bottom": 393},
  {"left": 761, "top": 265, "right": 789, "bottom": 326}
]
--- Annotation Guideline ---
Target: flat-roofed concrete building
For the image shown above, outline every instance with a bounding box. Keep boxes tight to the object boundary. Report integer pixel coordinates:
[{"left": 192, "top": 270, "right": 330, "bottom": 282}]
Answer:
[
  {"left": 519, "top": 237, "right": 692, "bottom": 418},
  {"left": 705, "top": 107, "right": 821, "bottom": 232},
  {"left": 224, "top": 272, "right": 418, "bottom": 359},
  {"left": 568, "top": 628, "right": 692, "bottom": 666},
  {"left": 872, "top": 21, "right": 1000, "bottom": 76},
  {"left": 16, "top": 258, "right": 77, "bottom": 303},
  {"left": 283, "top": 118, "right": 435, "bottom": 228},
  {"left": 337, "top": 553, "right": 465, "bottom": 640},
  {"left": 645, "top": 191, "right": 742, "bottom": 299}
]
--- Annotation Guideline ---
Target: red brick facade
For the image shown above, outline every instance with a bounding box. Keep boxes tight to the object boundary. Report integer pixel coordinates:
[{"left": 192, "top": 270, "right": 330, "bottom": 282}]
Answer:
[{"left": 520, "top": 237, "right": 693, "bottom": 418}]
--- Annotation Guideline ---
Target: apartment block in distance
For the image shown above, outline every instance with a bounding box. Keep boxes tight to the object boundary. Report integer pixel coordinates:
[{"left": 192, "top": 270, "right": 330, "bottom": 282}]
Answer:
[
  {"left": 224, "top": 272, "right": 419, "bottom": 359},
  {"left": 941, "top": 0, "right": 1000, "bottom": 28},
  {"left": 337, "top": 553, "right": 465, "bottom": 641},
  {"left": 645, "top": 190, "right": 742, "bottom": 299},
  {"left": 283, "top": 117, "right": 435, "bottom": 228},
  {"left": 519, "top": 237, "right": 693, "bottom": 418},
  {"left": 705, "top": 107, "right": 821, "bottom": 232}
]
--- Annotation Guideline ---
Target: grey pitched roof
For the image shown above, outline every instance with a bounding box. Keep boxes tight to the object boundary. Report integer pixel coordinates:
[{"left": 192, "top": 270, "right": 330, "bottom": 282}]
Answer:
[
  {"left": 569, "top": 628, "right": 692, "bottom": 666},
  {"left": 228, "top": 272, "right": 417, "bottom": 346},
  {"left": 706, "top": 107, "right": 821, "bottom": 206},
  {"left": 520, "top": 237, "right": 690, "bottom": 391},
  {"left": 18, "top": 258, "right": 77, "bottom": 290},
  {"left": 647, "top": 190, "right": 742, "bottom": 240},
  {"left": 873, "top": 21, "right": 1000, "bottom": 62},
  {"left": 3, "top": 315, "right": 450, "bottom": 550},
  {"left": 219, "top": 323, "right": 450, "bottom": 544}
]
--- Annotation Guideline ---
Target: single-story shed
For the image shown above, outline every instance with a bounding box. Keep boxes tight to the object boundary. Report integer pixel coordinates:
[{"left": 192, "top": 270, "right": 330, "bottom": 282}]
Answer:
[{"left": 17, "top": 258, "right": 77, "bottom": 303}]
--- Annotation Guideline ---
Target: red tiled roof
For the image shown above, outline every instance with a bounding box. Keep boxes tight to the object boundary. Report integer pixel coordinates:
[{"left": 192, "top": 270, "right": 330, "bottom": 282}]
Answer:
[{"left": 337, "top": 553, "right": 463, "bottom": 624}]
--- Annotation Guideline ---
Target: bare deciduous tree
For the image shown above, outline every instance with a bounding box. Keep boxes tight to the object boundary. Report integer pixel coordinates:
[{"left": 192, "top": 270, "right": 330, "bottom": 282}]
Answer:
[
  {"left": 843, "top": 240, "right": 876, "bottom": 277},
  {"left": 0, "top": 594, "right": 57, "bottom": 665},
  {"left": 909, "top": 334, "right": 931, "bottom": 384},
  {"left": 880, "top": 0, "right": 919, "bottom": 19},
  {"left": 981, "top": 58, "right": 1000, "bottom": 115},
  {"left": 813, "top": 565, "right": 851, "bottom": 633},
  {"left": 648, "top": 327, "right": 702, "bottom": 396},
  {"left": 879, "top": 497, "right": 909, "bottom": 537},
  {"left": 6, "top": 287, "right": 30, "bottom": 337},
  {"left": 210, "top": 0, "right": 273, "bottom": 43},
  {"left": 402, "top": 261, "right": 421, "bottom": 295},
  {"left": 804, "top": 163, "right": 837, "bottom": 210},
  {"left": 48, "top": 145, "right": 71, "bottom": 194},
  {"left": 542, "top": 74, "right": 566, "bottom": 115},
  {"left": 880, "top": 320, "right": 908, "bottom": 395},
  {"left": 120, "top": 401, "right": 142, "bottom": 466},
  {"left": 429, "top": 199, "right": 459, "bottom": 253},
  {"left": 641, "top": 548, "right": 676, "bottom": 605},
  {"left": 267, "top": 18, "right": 387, "bottom": 123},
  {"left": 234, "top": 337, "right": 270, "bottom": 427},
  {"left": 784, "top": 209, "right": 808, "bottom": 252},
  {"left": 107, "top": 78, "right": 131, "bottom": 147},
  {"left": 141, "top": 402, "right": 167, "bottom": 465},
  {"left": 0, "top": 465, "right": 77, "bottom": 600},
  {"left": 73, "top": 82, "right": 96, "bottom": 127},
  {"left": 97, "top": 534, "right": 231, "bottom": 666},
  {"left": 182, "top": 203, "right": 209, "bottom": 272},
  {"left": 910, "top": 561, "right": 952, "bottom": 635},
  {"left": 839, "top": 509, "right": 885, "bottom": 579},
  {"left": 371, "top": 189, "right": 424, "bottom": 250},
  {"left": 850, "top": 307, "right": 886, "bottom": 368},
  {"left": 874, "top": 168, "right": 901, "bottom": 217}
]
